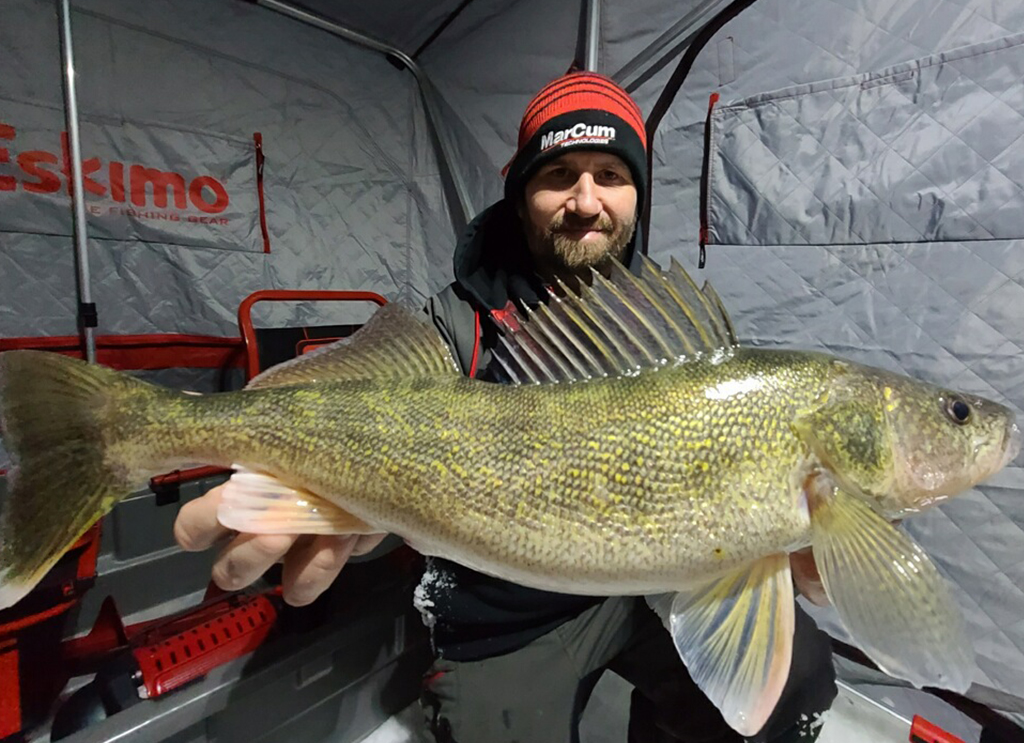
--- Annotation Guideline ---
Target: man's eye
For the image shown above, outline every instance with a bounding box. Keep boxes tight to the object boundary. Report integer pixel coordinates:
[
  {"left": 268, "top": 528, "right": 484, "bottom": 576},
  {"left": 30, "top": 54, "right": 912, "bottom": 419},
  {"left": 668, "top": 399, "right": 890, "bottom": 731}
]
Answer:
[
  {"left": 547, "top": 167, "right": 571, "bottom": 179},
  {"left": 600, "top": 170, "right": 623, "bottom": 182}
]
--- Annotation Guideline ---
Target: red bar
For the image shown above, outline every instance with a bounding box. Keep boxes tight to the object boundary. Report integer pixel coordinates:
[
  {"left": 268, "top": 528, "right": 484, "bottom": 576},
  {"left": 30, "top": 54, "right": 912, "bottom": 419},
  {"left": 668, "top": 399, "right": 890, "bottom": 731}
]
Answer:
[
  {"left": 0, "top": 641, "right": 20, "bottom": 738},
  {"left": 910, "top": 715, "right": 966, "bottom": 743},
  {"left": 75, "top": 523, "right": 103, "bottom": 582},
  {"left": 237, "top": 290, "right": 386, "bottom": 380},
  {"left": 469, "top": 310, "right": 480, "bottom": 378},
  {"left": 0, "top": 334, "right": 246, "bottom": 371},
  {"left": 296, "top": 337, "right": 341, "bottom": 355},
  {"left": 0, "top": 601, "right": 76, "bottom": 637},
  {"left": 149, "top": 465, "right": 232, "bottom": 491}
]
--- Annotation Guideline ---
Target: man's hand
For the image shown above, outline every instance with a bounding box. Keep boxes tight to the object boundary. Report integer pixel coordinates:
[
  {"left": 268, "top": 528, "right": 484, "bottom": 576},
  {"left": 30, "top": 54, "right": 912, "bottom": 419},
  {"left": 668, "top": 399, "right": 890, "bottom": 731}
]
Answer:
[
  {"left": 173, "top": 483, "right": 387, "bottom": 606},
  {"left": 790, "top": 547, "right": 829, "bottom": 607}
]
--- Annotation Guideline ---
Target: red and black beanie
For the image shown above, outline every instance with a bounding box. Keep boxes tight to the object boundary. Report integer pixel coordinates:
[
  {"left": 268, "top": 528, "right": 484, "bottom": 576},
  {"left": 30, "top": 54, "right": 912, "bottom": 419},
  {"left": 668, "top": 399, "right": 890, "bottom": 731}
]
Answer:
[{"left": 502, "top": 71, "right": 648, "bottom": 210}]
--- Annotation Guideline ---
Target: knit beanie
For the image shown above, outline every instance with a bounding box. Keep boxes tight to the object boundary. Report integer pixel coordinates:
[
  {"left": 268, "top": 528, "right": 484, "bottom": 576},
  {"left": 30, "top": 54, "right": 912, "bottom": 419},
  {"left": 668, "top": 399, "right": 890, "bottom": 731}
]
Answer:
[{"left": 502, "top": 71, "right": 648, "bottom": 211}]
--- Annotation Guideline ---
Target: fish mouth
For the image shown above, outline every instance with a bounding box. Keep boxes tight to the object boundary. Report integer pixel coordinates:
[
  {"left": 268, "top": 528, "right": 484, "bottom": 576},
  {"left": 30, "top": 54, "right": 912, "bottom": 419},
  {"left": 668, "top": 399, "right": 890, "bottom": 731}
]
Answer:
[{"left": 1002, "top": 417, "right": 1022, "bottom": 469}]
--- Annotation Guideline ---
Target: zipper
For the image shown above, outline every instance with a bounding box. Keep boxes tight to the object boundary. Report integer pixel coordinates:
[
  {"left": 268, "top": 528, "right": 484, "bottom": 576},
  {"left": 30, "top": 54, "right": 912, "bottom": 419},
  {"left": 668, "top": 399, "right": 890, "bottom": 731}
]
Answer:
[{"left": 698, "top": 92, "right": 720, "bottom": 269}]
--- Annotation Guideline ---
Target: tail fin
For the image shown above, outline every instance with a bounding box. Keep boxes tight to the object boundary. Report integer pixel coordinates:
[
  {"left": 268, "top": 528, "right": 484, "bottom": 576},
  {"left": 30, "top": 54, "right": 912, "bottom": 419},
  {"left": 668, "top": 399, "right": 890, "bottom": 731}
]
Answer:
[{"left": 0, "top": 350, "right": 161, "bottom": 609}]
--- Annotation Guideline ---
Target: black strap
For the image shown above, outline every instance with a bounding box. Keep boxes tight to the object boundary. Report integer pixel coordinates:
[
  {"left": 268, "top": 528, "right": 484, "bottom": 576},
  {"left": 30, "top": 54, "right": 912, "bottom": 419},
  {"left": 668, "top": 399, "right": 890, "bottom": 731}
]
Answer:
[
  {"left": 79, "top": 302, "right": 98, "bottom": 329},
  {"left": 413, "top": 0, "right": 477, "bottom": 59},
  {"left": 641, "top": 0, "right": 759, "bottom": 257}
]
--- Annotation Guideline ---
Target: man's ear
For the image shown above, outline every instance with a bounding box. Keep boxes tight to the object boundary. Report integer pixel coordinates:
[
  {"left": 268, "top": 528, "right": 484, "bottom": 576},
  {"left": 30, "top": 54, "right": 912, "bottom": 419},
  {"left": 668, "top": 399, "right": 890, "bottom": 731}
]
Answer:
[{"left": 514, "top": 195, "right": 527, "bottom": 222}]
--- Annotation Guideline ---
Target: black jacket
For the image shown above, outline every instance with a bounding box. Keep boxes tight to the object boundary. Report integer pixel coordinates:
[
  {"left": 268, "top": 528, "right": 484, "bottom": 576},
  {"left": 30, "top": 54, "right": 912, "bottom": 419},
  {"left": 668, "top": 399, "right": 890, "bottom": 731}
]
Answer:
[{"left": 420, "top": 198, "right": 643, "bottom": 661}]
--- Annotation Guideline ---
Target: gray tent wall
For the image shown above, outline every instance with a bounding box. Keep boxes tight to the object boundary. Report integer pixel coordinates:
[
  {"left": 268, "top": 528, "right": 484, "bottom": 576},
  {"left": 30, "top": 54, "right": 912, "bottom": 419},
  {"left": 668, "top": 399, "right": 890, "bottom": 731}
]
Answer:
[
  {"left": 412, "top": 0, "right": 1024, "bottom": 723},
  {"left": 0, "top": 0, "right": 456, "bottom": 344}
]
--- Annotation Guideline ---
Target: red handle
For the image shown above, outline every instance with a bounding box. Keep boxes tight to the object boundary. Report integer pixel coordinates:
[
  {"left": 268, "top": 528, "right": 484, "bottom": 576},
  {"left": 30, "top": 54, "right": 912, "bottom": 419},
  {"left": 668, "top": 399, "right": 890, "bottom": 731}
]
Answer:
[
  {"left": 910, "top": 715, "right": 965, "bottom": 743},
  {"left": 236, "top": 289, "right": 386, "bottom": 380}
]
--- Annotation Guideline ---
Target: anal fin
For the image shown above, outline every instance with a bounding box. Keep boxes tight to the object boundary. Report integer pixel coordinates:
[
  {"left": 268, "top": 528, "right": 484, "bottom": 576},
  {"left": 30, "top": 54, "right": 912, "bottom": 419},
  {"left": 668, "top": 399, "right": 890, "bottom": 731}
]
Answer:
[
  {"left": 217, "top": 467, "right": 382, "bottom": 536},
  {"left": 646, "top": 554, "right": 794, "bottom": 737}
]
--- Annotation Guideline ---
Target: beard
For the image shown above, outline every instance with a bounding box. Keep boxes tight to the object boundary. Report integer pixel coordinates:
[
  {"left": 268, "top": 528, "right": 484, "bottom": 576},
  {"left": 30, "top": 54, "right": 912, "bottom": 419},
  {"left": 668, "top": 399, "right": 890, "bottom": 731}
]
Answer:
[{"left": 529, "top": 211, "right": 637, "bottom": 273}]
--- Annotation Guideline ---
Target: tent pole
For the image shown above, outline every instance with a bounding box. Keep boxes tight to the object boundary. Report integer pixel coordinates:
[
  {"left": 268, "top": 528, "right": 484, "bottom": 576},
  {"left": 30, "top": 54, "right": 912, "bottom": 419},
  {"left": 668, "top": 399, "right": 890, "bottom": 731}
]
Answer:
[
  {"left": 577, "top": 0, "right": 601, "bottom": 71},
  {"left": 57, "top": 0, "right": 96, "bottom": 363},
  {"left": 255, "top": 0, "right": 473, "bottom": 233},
  {"left": 612, "top": 0, "right": 733, "bottom": 92}
]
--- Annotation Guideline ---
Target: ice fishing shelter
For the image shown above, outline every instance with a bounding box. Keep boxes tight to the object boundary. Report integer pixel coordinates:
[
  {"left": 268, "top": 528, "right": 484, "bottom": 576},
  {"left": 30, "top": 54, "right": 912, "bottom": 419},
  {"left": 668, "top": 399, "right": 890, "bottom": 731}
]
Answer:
[{"left": 1, "top": 0, "right": 1024, "bottom": 740}]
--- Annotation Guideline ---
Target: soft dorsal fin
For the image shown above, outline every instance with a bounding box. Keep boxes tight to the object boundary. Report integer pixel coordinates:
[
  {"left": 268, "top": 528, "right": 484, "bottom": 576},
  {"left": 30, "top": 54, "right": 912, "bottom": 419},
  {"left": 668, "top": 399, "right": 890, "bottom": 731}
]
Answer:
[
  {"left": 492, "top": 256, "right": 737, "bottom": 385},
  {"left": 246, "top": 303, "right": 459, "bottom": 389}
]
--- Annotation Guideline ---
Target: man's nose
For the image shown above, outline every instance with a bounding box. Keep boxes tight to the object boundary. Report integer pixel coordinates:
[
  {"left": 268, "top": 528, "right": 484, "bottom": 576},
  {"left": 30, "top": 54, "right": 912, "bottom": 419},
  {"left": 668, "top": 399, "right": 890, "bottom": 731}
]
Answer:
[{"left": 566, "top": 174, "right": 601, "bottom": 218}]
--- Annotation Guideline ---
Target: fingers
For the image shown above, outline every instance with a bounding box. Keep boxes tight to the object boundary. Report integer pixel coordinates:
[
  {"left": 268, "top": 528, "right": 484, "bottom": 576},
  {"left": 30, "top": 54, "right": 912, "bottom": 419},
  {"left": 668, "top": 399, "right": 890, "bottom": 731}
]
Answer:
[
  {"left": 211, "top": 532, "right": 299, "bottom": 592},
  {"left": 173, "top": 483, "right": 387, "bottom": 603},
  {"left": 790, "top": 548, "right": 830, "bottom": 607},
  {"left": 280, "top": 535, "right": 359, "bottom": 606},
  {"left": 174, "top": 483, "right": 233, "bottom": 551},
  {"left": 351, "top": 532, "right": 388, "bottom": 556}
]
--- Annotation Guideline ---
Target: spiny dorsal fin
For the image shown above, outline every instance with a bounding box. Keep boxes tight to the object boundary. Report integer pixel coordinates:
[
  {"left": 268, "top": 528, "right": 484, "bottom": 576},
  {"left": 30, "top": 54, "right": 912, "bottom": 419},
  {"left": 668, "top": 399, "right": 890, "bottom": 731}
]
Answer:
[
  {"left": 246, "top": 303, "right": 459, "bottom": 389},
  {"left": 493, "top": 257, "right": 737, "bottom": 385}
]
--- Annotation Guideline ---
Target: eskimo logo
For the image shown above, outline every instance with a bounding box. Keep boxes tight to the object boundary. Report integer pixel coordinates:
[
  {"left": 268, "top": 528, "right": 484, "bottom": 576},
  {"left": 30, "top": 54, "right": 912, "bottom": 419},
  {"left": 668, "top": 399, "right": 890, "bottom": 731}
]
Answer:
[
  {"left": 540, "top": 123, "right": 616, "bottom": 151},
  {"left": 0, "top": 121, "right": 230, "bottom": 219}
]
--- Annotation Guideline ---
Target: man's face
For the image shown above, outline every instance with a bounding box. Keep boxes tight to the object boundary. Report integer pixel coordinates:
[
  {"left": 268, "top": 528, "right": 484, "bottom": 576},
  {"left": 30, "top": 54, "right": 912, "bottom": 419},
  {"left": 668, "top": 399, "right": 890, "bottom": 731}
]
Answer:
[{"left": 519, "top": 151, "right": 638, "bottom": 275}]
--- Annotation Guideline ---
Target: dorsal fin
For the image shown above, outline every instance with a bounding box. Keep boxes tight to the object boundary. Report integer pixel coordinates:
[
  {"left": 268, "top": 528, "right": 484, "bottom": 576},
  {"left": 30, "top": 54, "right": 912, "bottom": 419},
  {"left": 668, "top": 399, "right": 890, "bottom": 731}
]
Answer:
[
  {"left": 246, "top": 303, "right": 459, "bottom": 389},
  {"left": 492, "top": 257, "right": 737, "bottom": 386}
]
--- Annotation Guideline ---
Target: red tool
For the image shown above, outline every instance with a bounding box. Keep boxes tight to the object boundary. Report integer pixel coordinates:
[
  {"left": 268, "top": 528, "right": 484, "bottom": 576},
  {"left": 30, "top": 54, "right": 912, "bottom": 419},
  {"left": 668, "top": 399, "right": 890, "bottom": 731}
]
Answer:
[{"left": 910, "top": 715, "right": 966, "bottom": 743}]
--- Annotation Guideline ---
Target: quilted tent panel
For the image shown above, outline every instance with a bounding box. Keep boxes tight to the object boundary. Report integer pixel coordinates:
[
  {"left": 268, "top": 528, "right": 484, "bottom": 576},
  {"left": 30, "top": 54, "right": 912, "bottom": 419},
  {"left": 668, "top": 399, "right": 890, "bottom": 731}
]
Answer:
[
  {"left": 704, "top": 32, "right": 1024, "bottom": 248},
  {"left": 0, "top": 0, "right": 455, "bottom": 341},
  {"left": 693, "top": 32, "right": 1024, "bottom": 703}
]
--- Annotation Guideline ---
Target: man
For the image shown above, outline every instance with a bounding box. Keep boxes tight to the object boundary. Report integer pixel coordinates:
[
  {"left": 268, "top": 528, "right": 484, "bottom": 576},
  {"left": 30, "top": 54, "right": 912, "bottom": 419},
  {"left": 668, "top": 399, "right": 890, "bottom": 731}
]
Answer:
[{"left": 173, "top": 72, "right": 837, "bottom": 742}]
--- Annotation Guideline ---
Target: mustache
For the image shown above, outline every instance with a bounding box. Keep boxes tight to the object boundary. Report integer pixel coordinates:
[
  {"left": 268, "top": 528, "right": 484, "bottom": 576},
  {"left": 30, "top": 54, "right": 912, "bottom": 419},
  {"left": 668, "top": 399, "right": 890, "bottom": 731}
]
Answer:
[{"left": 550, "top": 215, "right": 614, "bottom": 233}]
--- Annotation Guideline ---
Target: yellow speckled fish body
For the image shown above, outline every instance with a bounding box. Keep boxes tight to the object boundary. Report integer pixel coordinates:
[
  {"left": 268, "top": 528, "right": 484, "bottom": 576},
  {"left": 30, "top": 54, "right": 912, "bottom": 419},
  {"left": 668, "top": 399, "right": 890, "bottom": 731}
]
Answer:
[
  {"left": 138, "top": 349, "right": 825, "bottom": 595},
  {"left": 0, "top": 257, "right": 1018, "bottom": 736}
]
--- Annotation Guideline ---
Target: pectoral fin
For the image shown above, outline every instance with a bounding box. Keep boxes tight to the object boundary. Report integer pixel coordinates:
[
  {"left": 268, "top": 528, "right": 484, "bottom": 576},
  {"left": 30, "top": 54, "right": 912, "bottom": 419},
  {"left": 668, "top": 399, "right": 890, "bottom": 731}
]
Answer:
[
  {"left": 810, "top": 486, "right": 973, "bottom": 692},
  {"left": 645, "top": 554, "right": 794, "bottom": 737},
  {"left": 217, "top": 467, "right": 382, "bottom": 536}
]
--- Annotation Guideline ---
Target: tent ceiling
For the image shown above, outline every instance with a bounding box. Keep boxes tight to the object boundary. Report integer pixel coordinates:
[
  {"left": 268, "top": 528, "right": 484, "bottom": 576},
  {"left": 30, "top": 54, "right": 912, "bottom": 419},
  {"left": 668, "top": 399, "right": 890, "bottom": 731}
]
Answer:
[{"left": 296, "top": 0, "right": 493, "bottom": 55}]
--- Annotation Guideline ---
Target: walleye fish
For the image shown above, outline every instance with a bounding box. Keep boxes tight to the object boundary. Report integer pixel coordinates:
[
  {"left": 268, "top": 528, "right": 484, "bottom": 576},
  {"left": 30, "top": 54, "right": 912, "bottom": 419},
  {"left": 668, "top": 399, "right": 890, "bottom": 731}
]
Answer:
[{"left": 0, "top": 257, "right": 1018, "bottom": 735}]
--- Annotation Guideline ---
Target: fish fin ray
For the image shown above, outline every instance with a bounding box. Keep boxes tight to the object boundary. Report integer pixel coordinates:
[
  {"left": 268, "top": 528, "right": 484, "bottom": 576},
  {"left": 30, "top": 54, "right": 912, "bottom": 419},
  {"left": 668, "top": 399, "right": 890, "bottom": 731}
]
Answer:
[
  {"left": 246, "top": 303, "right": 458, "bottom": 389},
  {"left": 534, "top": 302, "right": 609, "bottom": 378},
  {"left": 0, "top": 351, "right": 160, "bottom": 609},
  {"left": 607, "top": 262, "right": 689, "bottom": 359},
  {"left": 700, "top": 279, "right": 738, "bottom": 346},
  {"left": 811, "top": 487, "right": 974, "bottom": 692},
  {"left": 218, "top": 467, "right": 381, "bottom": 535},
  {"left": 645, "top": 554, "right": 794, "bottom": 737},
  {"left": 552, "top": 279, "right": 634, "bottom": 374},
  {"left": 666, "top": 256, "right": 733, "bottom": 350},
  {"left": 494, "top": 258, "right": 736, "bottom": 385}
]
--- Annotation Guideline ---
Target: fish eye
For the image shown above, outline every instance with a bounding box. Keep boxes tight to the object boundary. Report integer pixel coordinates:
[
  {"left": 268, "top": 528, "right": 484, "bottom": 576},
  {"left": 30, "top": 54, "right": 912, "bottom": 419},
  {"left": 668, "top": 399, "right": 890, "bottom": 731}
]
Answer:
[{"left": 944, "top": 396, "right": 972, "bottom": 425}]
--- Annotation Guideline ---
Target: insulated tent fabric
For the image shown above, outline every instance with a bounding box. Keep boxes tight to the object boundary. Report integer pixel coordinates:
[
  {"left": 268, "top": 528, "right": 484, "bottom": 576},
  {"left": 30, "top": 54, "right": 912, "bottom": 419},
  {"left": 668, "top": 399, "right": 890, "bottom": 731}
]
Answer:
[
  {"left": 298, "top": 0, "right": 469, "bottom": 54},
  {"left": 0, "top": 0, "right": 454, "bottom": 344},
  {"left": 413, "top": 0, "right": 1024, "bottom": 718}
]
